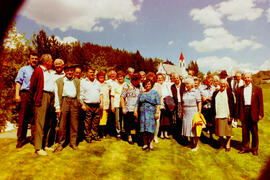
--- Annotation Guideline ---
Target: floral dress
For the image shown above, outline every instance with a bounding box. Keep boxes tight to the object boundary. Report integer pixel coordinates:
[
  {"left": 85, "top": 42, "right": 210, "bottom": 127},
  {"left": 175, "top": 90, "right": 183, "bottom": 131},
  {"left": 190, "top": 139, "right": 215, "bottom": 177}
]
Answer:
[{"left": 136, "top": 90, "right": 161, "bottom": 133}]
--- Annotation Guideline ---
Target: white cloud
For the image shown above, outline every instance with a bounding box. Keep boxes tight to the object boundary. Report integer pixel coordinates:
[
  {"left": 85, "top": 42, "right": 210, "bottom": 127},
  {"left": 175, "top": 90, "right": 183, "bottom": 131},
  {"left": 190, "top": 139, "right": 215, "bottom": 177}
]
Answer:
[
  {"left": 19, "top": 0, "right": 143, "bottom": 32},
  {"left": 197, "top": 56, "right": 260, "bottom": 74},
  {"left": 266, "top": 8, "right": 270, "bottom": 22},
  {"left": 55, "top": 36, "right": 78, "bottom": 44},
  {"left": 190, "top": 5, "right": 223, "bottom": 27},
  {"left": 189, "top": 27, "right": 263, "bottom": 52},
  {"left": 168, "top": 40, "right": 174, "bottom": 46},
  {"left": 93, "top": 26, "right": 104, "bottom": 32},
  {"left": 216, "top": 0, "right": 263, "bottom": 21},
  {"left": 260, "top": 59, "right": 270, "bottom": 71}
]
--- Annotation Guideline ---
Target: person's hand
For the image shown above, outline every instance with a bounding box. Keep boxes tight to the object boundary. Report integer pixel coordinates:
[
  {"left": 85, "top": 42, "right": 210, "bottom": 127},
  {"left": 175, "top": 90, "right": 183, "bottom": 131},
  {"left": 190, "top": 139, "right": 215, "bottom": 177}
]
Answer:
[
  {"left": 259, "top": 115, "right": 263, "bottom": 120},
  {"left": 14, "top": 95, "right": 21, "bottom": 103},
  {"left": 100, "top": 104, "right": 103, "bottom": 111},
  {"left": 82, "top": 104, "right": 88, "bottom": 111},
  {"left": 111, "top": 105, "right": 115, "bottom": 113},
  {"left": 55, "top": 108, "right": 61, "bottom": 116},
  {"left": 122, "top": 107, "right": 127, "bottom": 115},
  {"left": 155, "top": 112, "right": 159, "bottom": 120},
  {"left": 134, "top": 111, "right": 138, "bottom": 118}
]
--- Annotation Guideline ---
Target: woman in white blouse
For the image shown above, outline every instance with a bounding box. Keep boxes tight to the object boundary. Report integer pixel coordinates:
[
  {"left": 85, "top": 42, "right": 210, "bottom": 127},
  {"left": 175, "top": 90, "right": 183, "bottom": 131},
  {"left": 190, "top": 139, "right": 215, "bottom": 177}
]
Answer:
[{"left": 211, "top": 79, "right": 235, "bottom": 152}]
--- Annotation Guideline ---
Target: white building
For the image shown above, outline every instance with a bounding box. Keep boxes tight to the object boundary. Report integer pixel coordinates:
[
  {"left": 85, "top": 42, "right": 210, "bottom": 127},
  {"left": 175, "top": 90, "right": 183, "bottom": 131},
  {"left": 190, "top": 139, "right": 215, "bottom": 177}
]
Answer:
[{"left": 157, "top": 52, "right": 188, "bottom": 81}]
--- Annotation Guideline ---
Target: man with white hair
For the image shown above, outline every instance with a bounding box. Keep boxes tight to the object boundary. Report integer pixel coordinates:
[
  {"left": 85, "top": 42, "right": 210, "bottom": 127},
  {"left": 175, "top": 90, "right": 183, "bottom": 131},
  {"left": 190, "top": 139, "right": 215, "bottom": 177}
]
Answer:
[
  {"left": 30, "top": 54, "right": 54, "bottom": 156},
  {"left": 124, "top": 67, "right": 135, "bottom": 83},
  {"left": 53, "top": 59, "right": 65, "bottom": 81},
  {"left": 230, "top": 72, "right": 244, "bottom": 128},
  {"left": 237, "top": 72, "right": 264, "bottom": 156}
]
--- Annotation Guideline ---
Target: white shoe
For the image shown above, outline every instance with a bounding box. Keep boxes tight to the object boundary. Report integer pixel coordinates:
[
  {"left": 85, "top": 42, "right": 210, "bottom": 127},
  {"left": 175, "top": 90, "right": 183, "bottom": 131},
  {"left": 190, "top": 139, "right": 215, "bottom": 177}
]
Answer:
[
  {"left": 36, "top": 149, "right": 48, "bottom": 156},
  {"left": 191, "top": 146, "right": 199, "bottom": 152},
  {"left": 154, "top": 137, "right": 159, "bottom": 143},
  {"left": 232, "top": 121, "right": 237, "bottom": 128},
  {"left": 45, "top": 146, "right": 55, "bottom": 151}
]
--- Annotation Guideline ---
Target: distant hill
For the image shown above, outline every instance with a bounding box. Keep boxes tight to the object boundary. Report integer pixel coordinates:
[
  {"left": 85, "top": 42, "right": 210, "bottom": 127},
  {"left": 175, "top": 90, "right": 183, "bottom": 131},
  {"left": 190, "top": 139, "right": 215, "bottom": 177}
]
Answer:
[{"left": 253, "top": 70, "right": 270, "bottom": 85}]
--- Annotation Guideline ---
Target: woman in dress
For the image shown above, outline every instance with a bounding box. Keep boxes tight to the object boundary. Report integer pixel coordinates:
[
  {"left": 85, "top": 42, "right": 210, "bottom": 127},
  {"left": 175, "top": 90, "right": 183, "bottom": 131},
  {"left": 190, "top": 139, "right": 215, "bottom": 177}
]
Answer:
[
  {"left": 134, "top": 79, "right": 161, "bottom": 150},
  {"left": 211, "top": 79, "right": 234, "bottom": 152},
  {"left": 97, "top": 70, "right": 110, "bottom": 139},
  {"left": 181, "top": 77, "right": 202, "bottom": 151}
]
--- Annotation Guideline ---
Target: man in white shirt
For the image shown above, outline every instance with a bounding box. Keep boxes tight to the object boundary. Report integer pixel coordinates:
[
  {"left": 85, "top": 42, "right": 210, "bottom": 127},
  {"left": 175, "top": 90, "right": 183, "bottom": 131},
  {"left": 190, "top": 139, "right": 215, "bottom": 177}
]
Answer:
[
  {"left": 111, "top": 70, "right": 125, "bottom": 139},
  {"left": 237, "top": 73, "right": 264, "bottom": 156},
  {"left": 30, "top": 54, "right": 54, "bottom": 156},
  {"left": 47, "top": 59, "right": 65, "bottom": 148},
  {"left": 54, "top": 64, "right": 80, "bottom": 152},
  {"left": 80, "top": 67, "right": 103, "bottom": 143}
]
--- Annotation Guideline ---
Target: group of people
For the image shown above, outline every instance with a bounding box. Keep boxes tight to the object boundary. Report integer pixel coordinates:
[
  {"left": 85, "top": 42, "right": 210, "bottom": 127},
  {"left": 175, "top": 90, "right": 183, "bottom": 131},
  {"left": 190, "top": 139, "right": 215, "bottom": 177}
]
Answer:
[{"left": 15, "top": 52, "right": 264, "bottom": 156}]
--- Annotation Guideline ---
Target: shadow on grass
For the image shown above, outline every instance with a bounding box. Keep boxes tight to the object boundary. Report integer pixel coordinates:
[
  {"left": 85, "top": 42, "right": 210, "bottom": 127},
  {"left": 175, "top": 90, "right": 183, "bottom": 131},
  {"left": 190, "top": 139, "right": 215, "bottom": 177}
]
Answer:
[{"left": 230, "top": 139, "right": 242, "bottom": 151}]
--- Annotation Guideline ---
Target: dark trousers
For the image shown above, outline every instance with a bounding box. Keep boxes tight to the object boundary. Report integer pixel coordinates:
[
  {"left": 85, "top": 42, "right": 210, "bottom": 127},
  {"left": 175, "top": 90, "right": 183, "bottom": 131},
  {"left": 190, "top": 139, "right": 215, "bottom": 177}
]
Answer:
[
  {"left": 202, "top": 108, "right": 214, "bottom": 133},
  {"left": 142, "top": 132, "right": 154, "bottom": 146},
  {"left": 241, "top": 106, "right": 259, "bottom": 152},
  {"left": 124, "top": 112, "right": 138, "bottom": 135},
  {"left": 77, "top": 108, "right": 85, "bottom": 143},
  {"left": 17, "top": 91, "right": 35, "bottom": 142},
  {"left": 84, "top": 103, "right": 100, "bottom": 141},
  {"left": 34, "top": 92, "right": 55, "bottom": 150},
  {"left": 59, "top": 97, "right": 79, "bottom": 146},
  {"left": 172, "top": 103, "right": 182, "bottom": 137}
]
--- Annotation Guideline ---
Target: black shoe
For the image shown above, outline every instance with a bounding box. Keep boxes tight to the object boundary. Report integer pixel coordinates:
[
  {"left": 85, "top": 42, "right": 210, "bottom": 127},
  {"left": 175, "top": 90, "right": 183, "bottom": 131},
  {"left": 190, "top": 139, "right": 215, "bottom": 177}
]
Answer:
[
  {"left": 238, "top": 150, "right": 249, "bottom": 154},
  {"left": 16, "top": 140, "right": 27, "bottom": 148},
  {"left": 128, "top": 141, "right": 134, "bottom": 145},
  {"left": 252, "top": 151, "right": 258, "bottom": 156},
  {"left": 71, "top": 145, "right": 79, "bottom": 150},
  {"left": 53, "top": 145, "right": 63, "bottom": 153},
  {"left": 225, "top": 147, "right": 231, "bottom": 152}
]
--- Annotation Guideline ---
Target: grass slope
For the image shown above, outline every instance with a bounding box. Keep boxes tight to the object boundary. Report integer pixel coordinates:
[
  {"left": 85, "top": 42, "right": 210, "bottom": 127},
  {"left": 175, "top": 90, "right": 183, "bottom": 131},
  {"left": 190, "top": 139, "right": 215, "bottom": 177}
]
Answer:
[{"left": 0, "top": 85, "right": 270, "bottom": 180}]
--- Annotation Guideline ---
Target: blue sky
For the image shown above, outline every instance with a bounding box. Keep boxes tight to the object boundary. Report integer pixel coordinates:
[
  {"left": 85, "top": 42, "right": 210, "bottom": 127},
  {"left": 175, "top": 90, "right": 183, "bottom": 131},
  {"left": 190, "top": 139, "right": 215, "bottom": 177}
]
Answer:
[{"left": 14, "top": 0, "right": 270, "bottom": 74}]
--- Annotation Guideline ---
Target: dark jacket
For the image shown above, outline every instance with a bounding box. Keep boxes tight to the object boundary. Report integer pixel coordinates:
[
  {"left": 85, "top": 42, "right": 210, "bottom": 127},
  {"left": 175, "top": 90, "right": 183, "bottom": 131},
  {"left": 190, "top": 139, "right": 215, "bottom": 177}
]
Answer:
[
  {"left": 171, "top": 83, "right": 185, "bottom": 108},
  {"left": 29, "top": 66, "right": 44, "bottom": 107},
  {"left": 211, "top": 88, "right": 235, "bottom": 119},
  {"left": 237, "top": 84, "right": 264, "bottom": 123}
]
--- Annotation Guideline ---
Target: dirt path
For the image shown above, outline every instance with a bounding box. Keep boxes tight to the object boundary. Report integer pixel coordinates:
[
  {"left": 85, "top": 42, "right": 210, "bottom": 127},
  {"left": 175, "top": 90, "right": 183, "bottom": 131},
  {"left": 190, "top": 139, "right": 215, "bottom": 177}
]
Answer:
[{"left": 0, "top": 129, "right": 31, "bottom": 139}]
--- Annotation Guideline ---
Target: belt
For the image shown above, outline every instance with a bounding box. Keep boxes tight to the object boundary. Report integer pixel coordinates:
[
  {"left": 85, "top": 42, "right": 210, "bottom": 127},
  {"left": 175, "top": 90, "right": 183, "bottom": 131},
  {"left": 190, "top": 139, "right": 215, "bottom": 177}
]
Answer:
[
  {"left": 63, "top": 96, "right": 76, "bottom": 99},
  {"left": 20, "top": 90, "right": 29, "bottom": 93},
  {"left": 86, "top": 103, "right": 99, "bottom": 106},
  {"left": 244, "top": 105, "right": 251, "bottom": 108},
  {"left": 183, "top": 105, "right": 197, "bottom": 107},
  {"left": 43, "top": 90, "right": 54, "bottom": 94}
]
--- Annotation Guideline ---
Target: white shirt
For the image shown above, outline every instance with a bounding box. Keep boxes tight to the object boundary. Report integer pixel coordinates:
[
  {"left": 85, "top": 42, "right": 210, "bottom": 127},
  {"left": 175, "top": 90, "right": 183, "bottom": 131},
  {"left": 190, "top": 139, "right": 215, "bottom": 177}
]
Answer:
[
  {"left": 40, "top": 65, "right": 54, "bottom": 92},
  {"left": 111, "top": 82, "right": 124, "bottom": 108},
  {"left": 80, "top": 78, "right": 101, "bottom": 104},
  {"left": 52, "top": 70, "right": 65, "bottom": 83},
  {"left": 54, "top": 77, "right": 77, "bottom": 109},
  {"left": 244, "top": 83, "right": 252, "bottom": 105},
  {"left": 215, "top": 90, "right": 230, "bottom": 118}
]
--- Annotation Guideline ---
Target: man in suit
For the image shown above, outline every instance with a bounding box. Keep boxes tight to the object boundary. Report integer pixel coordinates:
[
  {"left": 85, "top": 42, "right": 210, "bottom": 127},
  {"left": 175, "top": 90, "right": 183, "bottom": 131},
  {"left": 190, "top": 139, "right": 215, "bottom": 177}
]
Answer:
[
  {"left": 54, "top": 64, "right": 80, "bottom": 152},
  {"left": 171, "top": 74, "right": 184, "bottom": 140},
  {"left": 237, "top": 72, "right": 264, "bottom": 156}
]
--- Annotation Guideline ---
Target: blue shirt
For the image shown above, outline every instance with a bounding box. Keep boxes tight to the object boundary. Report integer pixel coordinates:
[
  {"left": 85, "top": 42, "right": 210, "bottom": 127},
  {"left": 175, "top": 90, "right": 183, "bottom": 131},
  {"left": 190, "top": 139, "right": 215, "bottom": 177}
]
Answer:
[{"left": 15, "top": 65, "right": 34, "bottom": 91}]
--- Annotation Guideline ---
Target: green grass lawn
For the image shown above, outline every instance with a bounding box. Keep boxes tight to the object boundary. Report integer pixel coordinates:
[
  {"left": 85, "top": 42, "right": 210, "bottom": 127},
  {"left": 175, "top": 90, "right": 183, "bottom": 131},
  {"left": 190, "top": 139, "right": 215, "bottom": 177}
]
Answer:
[{"left": 1, "top": 85, "right": 270, "bottom": 180}]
